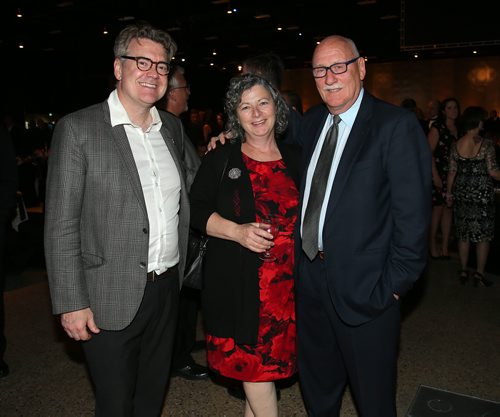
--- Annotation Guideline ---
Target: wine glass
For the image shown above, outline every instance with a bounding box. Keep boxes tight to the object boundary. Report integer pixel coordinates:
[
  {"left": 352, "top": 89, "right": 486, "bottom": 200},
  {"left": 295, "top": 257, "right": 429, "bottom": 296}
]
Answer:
[{"left": 259, "top": 215, "right": 279, "bottom": 263}]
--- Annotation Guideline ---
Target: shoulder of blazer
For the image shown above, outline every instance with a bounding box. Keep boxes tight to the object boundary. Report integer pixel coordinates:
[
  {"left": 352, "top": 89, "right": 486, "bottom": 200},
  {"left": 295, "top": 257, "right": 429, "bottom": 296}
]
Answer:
[{"left": 56, "top": 101, "right": 109, "bottom": 126}]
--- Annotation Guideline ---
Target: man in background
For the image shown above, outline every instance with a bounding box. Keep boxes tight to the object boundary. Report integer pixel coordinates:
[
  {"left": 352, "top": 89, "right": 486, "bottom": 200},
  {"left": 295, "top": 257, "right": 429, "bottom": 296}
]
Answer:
[{"left": 161, "top": 65, "right": 208, "bottom": 381}]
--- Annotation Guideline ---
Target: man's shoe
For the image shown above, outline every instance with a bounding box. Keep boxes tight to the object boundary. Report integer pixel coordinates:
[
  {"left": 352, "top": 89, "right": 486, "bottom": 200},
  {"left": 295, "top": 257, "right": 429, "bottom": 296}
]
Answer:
[
  {"left": 0, "top": 361, "right": 9, "bottom": 378},
  {"left": 173, "top": 363, "right": 209, "bottom": 380}
]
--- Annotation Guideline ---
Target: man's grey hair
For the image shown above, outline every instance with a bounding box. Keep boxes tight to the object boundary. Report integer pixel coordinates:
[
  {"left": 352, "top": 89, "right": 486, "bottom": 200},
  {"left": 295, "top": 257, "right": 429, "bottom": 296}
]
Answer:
[
  {"left": 114, "top": 21, "right": 177, "bottom": 61},
  {"left": 167, "top": 65, "right": 185, "bottom": 90}
]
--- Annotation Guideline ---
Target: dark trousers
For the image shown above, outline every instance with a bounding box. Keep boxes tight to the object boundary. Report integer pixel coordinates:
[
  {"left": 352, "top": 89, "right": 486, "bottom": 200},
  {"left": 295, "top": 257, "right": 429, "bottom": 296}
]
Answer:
[
  {"left": 172, "top": 286, "right": 200, "bottom": 369},
  {"left": 296, "top": 257, "right": 400, "bottom": 417},
  {"left": 82, "top": 268, "right": 179, "bottom": 417}
]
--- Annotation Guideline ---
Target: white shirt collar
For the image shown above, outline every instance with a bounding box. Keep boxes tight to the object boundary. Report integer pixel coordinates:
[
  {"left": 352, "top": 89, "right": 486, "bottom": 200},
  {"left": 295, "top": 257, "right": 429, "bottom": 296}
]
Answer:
[{"left": 107, "top": 89, "right": 162, "bottom": 130}]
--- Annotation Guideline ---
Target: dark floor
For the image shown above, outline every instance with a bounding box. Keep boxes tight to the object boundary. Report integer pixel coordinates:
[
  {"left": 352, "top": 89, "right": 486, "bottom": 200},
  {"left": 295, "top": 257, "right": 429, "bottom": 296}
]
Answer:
[{"left": 1, "top": 218, "right": 500, "bottom": 416}]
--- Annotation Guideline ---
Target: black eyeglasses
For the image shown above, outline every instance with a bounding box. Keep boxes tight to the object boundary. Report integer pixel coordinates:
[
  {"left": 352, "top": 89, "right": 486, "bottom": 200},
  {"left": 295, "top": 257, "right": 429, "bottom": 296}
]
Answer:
[
  {"left": 121, "top": 56, "right": 170, "bottom": 76},
  {"left": 312, "top": 56, "right": 360, "bottom": 78}
]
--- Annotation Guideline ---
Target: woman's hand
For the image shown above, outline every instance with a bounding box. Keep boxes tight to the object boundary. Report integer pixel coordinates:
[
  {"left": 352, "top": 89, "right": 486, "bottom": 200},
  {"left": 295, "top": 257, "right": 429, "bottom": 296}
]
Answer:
[
  {"left": 234, "top": 222, "right": 274, "bottom": 253},
  {"left": 433, "top": 175, "right": 443, "bottom": 190},
  {"left": 445, "top": 193, "right": 453, "bottom": 208}
]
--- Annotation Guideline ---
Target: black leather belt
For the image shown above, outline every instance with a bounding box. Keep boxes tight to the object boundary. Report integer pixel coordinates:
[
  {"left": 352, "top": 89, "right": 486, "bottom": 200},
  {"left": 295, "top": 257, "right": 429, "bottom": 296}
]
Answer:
[
  {"left": 147, "top": 265, "right": 177, "bottom": 282},
  {"left": 318, "top": 251, "right": 325, "bottom": 260}
]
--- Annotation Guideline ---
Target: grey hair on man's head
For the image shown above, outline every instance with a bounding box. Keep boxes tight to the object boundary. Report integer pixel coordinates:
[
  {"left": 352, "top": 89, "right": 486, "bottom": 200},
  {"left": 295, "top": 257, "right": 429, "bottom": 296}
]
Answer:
[
  {"left": 167, "top": 65, "right": 185, "bottom": 90},
  {"left": 224, "top": 73, "right": 288, "bottom": 141},
  {"left": 113, "top": 21, "right": 177, "bottom": 61}
]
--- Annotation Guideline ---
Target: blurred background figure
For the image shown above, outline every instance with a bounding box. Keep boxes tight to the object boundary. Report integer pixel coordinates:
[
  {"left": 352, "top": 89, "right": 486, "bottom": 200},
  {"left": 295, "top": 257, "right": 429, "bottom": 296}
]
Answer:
[
  {"left": 185, "top": 108, "right": 206, "bottom": 157},
  {"left": 0, "top": 118, "right": 19, "bottom": 378},
  {"left": 282, "top": 90, "right": 304, "bottom": 115},
  {"left": 160, "top": 64, "right": 209, "bottom": 382},
  {"left": 428, "top": 97, "right": 460, "bottom": 259},
  {"left": 400, "top": 97, "right": 429, "bottom": 134},
  {"left": 446, "top": 106, "right": 500, "bottom": 286},
  {"left": 426, "top": 98, "right": 441, "bottom": 130}
]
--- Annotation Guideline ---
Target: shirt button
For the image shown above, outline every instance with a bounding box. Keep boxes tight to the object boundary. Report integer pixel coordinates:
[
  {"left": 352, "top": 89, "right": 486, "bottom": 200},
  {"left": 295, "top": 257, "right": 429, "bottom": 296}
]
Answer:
[{"left": 143, "top": 228, "right": 148, "bottom": 234}]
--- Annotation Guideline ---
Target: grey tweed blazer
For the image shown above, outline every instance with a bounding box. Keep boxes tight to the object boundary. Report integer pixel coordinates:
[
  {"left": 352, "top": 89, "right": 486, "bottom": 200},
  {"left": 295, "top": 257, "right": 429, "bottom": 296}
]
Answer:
[{"left": 44, "top": 100, "right": 199, "bottom": 330}]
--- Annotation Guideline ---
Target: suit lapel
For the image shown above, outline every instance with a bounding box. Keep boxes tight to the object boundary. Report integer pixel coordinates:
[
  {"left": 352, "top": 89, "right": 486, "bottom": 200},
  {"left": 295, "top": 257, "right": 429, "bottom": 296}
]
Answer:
[
  {"left": 104, "top": 101, "right": 148, "bottom": 216},
  {"left": 325, "top": 94, "right": 372, "bottom": 218},
  {"left": 158, "top": 115, "right": 187, "bottom": 194}
]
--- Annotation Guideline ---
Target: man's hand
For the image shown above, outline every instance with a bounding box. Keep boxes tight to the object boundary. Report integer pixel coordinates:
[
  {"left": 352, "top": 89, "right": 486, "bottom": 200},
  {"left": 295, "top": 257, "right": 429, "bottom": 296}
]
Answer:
[
  {"left": 206, "top": 131, "right": 231, "bottom": 152},
  {"left": 61, "top": 308, "right": 100, "bottom": 341}
]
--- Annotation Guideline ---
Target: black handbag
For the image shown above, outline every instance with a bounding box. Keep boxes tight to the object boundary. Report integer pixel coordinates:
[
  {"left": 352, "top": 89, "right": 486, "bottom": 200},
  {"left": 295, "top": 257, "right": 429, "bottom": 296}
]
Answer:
[
  {"left": 183, "top": 229, "right": 208, "bottom": 290},
  {"left": 183, "top": 153, "right": 229, "bottom": 289}
]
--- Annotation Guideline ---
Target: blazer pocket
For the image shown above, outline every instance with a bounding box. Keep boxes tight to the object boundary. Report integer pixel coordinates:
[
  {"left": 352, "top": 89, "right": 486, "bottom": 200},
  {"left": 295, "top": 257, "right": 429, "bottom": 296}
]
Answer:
[{"left": 81, "top": 252, "right": 105, "bottom": 269}]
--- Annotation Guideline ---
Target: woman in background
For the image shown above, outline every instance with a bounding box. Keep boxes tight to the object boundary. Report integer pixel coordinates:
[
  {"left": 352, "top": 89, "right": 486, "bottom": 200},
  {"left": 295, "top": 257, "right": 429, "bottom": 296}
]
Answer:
[
  {"left": 428, "top": 97, "right": 460, "bottom": 259},
  {"left": 447, "top": 106, "right": 500, "bottom": 286}
]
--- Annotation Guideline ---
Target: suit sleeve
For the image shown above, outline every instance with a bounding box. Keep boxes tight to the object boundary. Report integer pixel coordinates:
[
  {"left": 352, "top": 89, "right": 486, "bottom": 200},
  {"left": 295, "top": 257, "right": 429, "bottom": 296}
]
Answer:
[
  {"left": 44, "top": 117, "right": 90, "bottom": 314},
  {"left": 386, "top": 112, "right": 432, "bottom": 296}
]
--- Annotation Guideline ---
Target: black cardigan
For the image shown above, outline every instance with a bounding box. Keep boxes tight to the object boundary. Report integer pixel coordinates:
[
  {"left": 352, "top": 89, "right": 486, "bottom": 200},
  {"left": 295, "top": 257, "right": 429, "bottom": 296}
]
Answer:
[{"left": 190, "top": 139, "right": 300, "bottom": 345}]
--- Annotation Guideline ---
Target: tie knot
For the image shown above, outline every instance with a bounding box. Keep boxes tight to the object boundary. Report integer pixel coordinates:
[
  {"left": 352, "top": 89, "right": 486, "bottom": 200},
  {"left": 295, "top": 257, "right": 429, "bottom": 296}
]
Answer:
[{"left": 333, "top": 114, "right": 341, "bottom": 126}]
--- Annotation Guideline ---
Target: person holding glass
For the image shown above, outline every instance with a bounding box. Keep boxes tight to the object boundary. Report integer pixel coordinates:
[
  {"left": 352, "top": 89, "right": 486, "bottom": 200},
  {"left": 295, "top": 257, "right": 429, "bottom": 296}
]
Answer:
[{"left": 189, "top": 73, "right": 300, "bottom": 416}]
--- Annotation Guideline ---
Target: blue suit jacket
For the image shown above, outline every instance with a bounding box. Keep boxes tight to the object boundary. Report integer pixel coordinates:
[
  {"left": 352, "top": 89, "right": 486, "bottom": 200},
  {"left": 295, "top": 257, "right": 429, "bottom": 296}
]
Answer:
[{"left": 297, "top": 92, "right": 432, "bottom": 325}]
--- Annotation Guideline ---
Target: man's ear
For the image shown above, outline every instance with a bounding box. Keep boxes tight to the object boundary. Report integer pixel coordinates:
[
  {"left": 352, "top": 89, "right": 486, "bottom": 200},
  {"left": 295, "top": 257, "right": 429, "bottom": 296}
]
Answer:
[{"left": 113, "top": 58, "right": 122, "bottom": 81}]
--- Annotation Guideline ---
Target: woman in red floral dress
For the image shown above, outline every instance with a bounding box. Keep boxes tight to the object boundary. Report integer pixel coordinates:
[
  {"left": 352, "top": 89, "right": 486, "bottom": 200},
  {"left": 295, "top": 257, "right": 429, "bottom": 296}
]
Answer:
[{"left": 190, "top": 74, "right": 300, "bottom": 416}]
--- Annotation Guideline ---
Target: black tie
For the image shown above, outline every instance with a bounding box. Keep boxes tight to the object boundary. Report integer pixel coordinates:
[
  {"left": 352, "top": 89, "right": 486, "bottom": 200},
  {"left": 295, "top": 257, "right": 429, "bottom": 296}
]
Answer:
[{"left": 302, "top": 114, "right": 341, "bottom": 261}]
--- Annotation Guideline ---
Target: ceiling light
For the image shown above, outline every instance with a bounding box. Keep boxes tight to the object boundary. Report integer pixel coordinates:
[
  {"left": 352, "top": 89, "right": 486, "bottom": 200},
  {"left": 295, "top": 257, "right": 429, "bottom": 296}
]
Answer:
[
  {"left": 56, "top": 1, "right": 74, "bottom": 7},
  {"left": 16, "top": 8, "right": 22, "bottom": 18}
]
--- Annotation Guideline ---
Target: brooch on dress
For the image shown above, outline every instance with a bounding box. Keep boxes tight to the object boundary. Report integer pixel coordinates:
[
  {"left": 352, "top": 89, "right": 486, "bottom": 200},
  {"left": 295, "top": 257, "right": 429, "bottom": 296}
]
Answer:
[{"left": 228, "top": 168, "right": 241, "bottom": 180}]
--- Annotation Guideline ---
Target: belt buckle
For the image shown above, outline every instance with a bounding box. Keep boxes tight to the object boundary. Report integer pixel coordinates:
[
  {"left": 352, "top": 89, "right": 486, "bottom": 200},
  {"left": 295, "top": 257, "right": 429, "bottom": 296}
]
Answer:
[{"left": 147, "top": 271, "right": 157, "bottom": 282}]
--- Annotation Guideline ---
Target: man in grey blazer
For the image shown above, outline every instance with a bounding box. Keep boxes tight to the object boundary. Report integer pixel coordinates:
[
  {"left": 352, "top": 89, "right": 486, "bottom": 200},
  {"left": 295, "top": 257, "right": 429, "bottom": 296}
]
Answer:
[{"left": 44, "top": 22, "right": 199, "bottom": 417}]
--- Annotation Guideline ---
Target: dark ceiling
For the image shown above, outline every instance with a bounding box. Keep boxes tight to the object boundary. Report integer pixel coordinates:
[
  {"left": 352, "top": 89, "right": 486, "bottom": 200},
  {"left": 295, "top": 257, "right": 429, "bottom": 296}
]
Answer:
[{"left": 1, "top": 0, "right": 499, "bottom": 114}]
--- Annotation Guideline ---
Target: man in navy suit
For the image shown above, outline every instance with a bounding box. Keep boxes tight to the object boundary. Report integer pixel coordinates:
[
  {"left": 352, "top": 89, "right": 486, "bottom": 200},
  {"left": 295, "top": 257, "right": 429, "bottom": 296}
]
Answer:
[{"left": 296, "top": 35, "right": 432, "bottom": 416}]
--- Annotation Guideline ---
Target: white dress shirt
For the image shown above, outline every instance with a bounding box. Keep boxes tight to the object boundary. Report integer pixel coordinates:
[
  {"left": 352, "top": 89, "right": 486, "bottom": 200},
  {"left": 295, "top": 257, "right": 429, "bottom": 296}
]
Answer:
[
  {"left": 301, "top": 89, "right": 364, "bottom": 250},
  {"left": 108, "top": 90, "right": 180, "bottom": 274}
]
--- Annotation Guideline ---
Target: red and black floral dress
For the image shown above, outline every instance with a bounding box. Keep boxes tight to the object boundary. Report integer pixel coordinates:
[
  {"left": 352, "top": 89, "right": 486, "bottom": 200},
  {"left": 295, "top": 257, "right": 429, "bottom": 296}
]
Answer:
[{"left": 206, "top": 154, "right": 299, "bottom": 382}]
